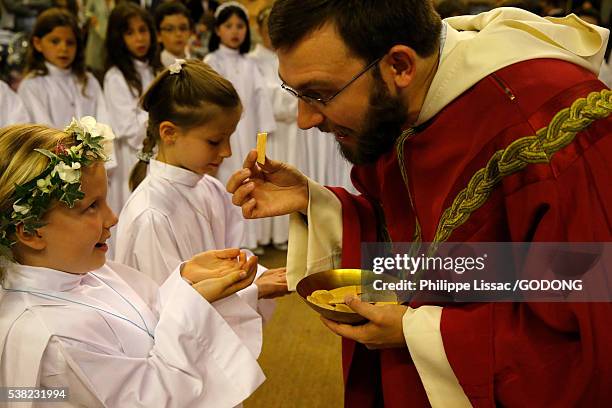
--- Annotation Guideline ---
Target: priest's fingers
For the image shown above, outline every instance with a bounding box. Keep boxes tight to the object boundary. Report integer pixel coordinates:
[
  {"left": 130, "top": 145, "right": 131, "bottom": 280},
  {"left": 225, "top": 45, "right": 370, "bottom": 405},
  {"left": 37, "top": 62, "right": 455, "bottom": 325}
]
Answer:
[
  {"left": 321, "top": 303, "right": 409, "bottom": 349},
  {"left": 231, "top": 180, "right": 255, "bottom": 207},
  {"left": 344, "top": 296, "right": 380, "bottom": 321},
  {"left": 320, "top": 316, "right": 369, "bottom": 343},
  {"left": 258, "top": 154, "right": 285, "bottom": 175},
  {"left": 241, "top": 197, "right": 258, "bottom": 219},
  {"left": 226, "top": 168, "right": 251, "bottom": 194},
  {"left": 242, "top": 149, "right": 258, "bottom": 170}
]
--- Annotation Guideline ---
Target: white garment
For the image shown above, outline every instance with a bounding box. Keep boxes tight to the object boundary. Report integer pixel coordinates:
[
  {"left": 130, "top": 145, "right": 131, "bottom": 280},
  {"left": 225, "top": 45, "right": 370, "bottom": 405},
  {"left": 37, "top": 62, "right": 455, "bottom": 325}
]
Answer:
[
  {"left": 0, "top": 261, "right": 265, "bottom": 408},
  {"left": 17, "top": 62, "right": 108, "bottom": 129},
  {"left": 115, "top": 160, "right": 245, "bottom": 283},
  {"left": 114, "top": 159, "right": 275, "bottom": 323},
  {"left": 160, "top": 48, "right": 191, "bottom": 68},
  {"left": 0, "top": 80, "right": 30, "bottom": 126},
  {"left": 204, "top": 44, "right": 277, "bottom": 248},
  {"left": 103, "top": 59, "right": 154, "bottom": 216},
  {"left": 303, "top": 127, "right": 356, "bottom": 192}
]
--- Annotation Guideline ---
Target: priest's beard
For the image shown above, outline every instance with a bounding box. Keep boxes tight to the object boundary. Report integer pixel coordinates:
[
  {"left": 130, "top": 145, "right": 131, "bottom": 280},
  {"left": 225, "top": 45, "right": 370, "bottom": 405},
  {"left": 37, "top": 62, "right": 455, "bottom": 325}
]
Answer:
[{"left": 337, "top": 68, "right": 408, "bottom": 165}]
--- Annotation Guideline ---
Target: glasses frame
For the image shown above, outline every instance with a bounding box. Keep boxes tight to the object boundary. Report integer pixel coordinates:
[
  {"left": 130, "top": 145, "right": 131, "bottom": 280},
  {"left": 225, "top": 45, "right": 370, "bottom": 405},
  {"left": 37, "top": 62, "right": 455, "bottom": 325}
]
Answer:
[{"left": 281, "top": 56, "right": 383, "bottom": 107}]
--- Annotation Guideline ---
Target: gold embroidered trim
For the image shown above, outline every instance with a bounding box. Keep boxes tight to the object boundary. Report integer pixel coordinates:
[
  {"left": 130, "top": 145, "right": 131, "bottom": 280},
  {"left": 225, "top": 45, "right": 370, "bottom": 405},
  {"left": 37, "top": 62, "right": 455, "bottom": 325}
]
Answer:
[
  {"left": 433, "top": 89, "right": 612, "bottom": 244},
  {"left": 396, "top": 128, "right": 421, "bottom": 244}
]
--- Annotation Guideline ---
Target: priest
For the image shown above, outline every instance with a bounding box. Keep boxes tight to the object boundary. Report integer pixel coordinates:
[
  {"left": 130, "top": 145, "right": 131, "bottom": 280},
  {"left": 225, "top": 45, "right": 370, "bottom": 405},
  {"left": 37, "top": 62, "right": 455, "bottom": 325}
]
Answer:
[{"left": 227, "top": 1, "right": 612, "bottom": 406}]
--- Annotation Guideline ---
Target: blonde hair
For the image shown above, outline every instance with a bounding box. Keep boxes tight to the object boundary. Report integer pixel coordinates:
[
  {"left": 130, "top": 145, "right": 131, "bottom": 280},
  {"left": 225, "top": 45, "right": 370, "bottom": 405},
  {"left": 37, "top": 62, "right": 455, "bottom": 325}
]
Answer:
[
  {"left": 0, "top": 125, "right": 75, "bottom": 275},
  {"left": 129, "top": 59, "right": 241, "bottom": 191}
]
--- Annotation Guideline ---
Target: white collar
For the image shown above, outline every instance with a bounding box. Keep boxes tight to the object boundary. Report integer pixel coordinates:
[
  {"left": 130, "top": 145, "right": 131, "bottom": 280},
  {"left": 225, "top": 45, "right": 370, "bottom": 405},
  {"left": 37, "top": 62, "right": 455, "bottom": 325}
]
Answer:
[
  {"left": 133, "top": 58, "right": 151, "bottom": 72},
  {"left": 149, "top": 159, "right": 203, "bottom": 187},
  {"left": 161, "top": 48, "right": 191, "bottom": 67},
  {"left": 218, "top": 43, "right": 241, "bottom": 57},
  {"left": 416, "top": 8, "right": 608, "bottom": 125},
  {"left": 252, "top": 43, "right": 275, "bottom": 59},
  {"left": 44, "top": 61, "right": 72, "bottom": 77},
  {"left": 2, "top": 262, "right": 87, "bottom": 292}
]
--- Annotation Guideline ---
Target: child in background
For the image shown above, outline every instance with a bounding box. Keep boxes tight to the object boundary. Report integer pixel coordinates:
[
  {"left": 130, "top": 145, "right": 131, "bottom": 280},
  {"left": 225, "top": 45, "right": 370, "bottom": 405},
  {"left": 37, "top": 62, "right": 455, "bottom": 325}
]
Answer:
[
  {"left": 18, "top": 8, "right": 108, "bottom": 129},
  {"left": 0, "top": 119, "right": 264, "bottom": 407},
  {"left": 0, "top": 79, "right": 30, "bottom": 126},
  {"left": 115, "top": 60, "right": 287, "bottom": 325},
  {"left": 84, "top": 0, "right": 115, "bottom": 78},
  {"left": 204, "top": 1, "right": 276, "bottom": 253},
  {"left": 103, "top": 2, "right": 162, "bottom": 216},
  {"left": 155, "top": 1, "right": 193, "bottom": 67}
]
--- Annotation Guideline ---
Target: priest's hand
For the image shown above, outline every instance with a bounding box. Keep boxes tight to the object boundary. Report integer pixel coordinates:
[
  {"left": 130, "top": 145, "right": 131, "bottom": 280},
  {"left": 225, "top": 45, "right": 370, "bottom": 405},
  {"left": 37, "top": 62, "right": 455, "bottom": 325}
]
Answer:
[
  {"left": 191, "top": 255, "right": 258, "bottom": 303},
  {"left": 182, "top": 248, "right": 248, "bottom": 283},
  {"left": 321, "top": 296, "right": 408, "bottom": 349},
  {"left": 255, "top": 268, "right": 289, "bottom": 299},
  {"left": 226, "top": 150, "right": 309, "bottom": 218}
]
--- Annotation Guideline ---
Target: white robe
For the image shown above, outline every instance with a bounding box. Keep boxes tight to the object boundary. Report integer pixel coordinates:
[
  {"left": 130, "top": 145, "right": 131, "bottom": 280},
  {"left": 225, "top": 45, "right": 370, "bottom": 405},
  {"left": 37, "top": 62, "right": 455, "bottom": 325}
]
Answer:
[
  {"left": 304, "top": 128, "right": 355, "bottom": 193},
  {"left": 17, "top": 62, "right": 108, "bottom": 129},
  {"left": 204, "top": 44, "right": 276, "bottom": 248},
  {"left": 114, "top": 159, "right": 275, "bottom": 322},
  {"left": 103, "top": 59, "right": 154, "bottom": 217},
  {"left": 0, "top": 261, "right": 265, "bottom": 408},
  {"left": 0, "top": 80, "right": 30, "bottom": 126},
  {"left": 160, "top": 48, "right": 191, "bottom": 68}
]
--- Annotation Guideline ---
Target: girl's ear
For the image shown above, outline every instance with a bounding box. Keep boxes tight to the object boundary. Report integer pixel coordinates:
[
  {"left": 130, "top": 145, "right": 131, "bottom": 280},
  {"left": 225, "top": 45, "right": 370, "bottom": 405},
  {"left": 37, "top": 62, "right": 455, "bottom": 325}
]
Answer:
[
  {"left": 159, "top": 121, "right": 179, "bottom": 145},
  {"left": 15, "top": 224, "right": 47, "bottom": 251},
  {"left": 32, "top": 37, "right": 43, "bottom": 53}
]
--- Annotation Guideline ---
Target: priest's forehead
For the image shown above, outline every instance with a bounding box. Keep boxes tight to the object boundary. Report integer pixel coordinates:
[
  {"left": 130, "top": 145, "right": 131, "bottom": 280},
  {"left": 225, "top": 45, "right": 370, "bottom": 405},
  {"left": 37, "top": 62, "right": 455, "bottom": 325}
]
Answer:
[{"left": 277, "top": 22, "right": 366, "bottom": 92}]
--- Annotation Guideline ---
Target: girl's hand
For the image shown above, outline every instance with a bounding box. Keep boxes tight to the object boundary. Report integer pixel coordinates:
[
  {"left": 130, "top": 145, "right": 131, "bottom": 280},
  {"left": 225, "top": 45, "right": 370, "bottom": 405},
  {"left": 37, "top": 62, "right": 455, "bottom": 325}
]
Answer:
[
  {"left": 254, "top": 268, "right": 289, "bottom": 299},
  {"left": 226, "top": 150, "right": 309, "bottom": 219},
  {"left": 191, "top": 256, "right": 258, "bottom": 302},
  {"left": 182, "top": 248, "right": 247, "bottom": 283}
]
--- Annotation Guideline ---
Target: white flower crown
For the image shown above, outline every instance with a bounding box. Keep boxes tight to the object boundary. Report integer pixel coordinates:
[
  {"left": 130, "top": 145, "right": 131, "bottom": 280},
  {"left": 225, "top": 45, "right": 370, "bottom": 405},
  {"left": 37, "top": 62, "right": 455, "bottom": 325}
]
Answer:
[{"left": 0, "top": 116, "right": 115, "bottom": 260}]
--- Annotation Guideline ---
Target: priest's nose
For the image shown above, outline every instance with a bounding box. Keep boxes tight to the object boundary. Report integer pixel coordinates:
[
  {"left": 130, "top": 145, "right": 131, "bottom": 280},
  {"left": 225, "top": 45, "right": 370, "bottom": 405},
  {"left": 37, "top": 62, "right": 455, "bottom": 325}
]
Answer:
[{"left": 297, "top": 99, "right": 325, "bottom": 130}]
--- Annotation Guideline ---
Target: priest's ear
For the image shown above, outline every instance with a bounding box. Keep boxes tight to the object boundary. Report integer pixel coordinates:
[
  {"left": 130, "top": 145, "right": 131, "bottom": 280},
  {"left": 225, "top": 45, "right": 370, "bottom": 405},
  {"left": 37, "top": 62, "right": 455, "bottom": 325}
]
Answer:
[
  {"left": 159, "top": 121, "right": 179, "bottom": 145},
  {"left": 14, "top": 224, "right": 47, "bottom": 251},
  {"left": 382, "top": 45, "right": 418, "bottom": 89}
]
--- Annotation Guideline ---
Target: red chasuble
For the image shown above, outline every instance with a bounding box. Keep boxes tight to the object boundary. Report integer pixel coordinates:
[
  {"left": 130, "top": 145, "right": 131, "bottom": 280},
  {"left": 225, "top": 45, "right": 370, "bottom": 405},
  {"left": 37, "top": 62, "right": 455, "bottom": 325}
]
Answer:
[{"left": 327, "top": 59, "right": 612, "bottom": 407}]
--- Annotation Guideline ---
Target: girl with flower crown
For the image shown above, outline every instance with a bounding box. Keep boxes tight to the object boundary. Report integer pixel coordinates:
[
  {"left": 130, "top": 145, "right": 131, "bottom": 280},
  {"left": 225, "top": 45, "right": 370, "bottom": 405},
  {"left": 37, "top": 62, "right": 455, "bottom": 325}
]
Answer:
[
  {"left": 204, "top": 2, "right": 276, "bottom": 253},
  {"left": 17, "top": 8, "right": 109, "bottom": 130},
  {"left": 0, "top": 118, "right": 266, "bottom": 407},
  {"left": 115, "top": 59, "right": 288, "bottom": 326},
  {"left": 103, "top": 2, "right": 163, "bottom": 217}
]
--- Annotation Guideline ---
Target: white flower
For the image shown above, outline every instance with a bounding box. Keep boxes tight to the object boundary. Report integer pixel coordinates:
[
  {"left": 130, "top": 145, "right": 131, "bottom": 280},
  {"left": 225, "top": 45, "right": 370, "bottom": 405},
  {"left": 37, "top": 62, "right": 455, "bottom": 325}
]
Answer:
[
  {"left": 64, "top": 118, "right": 79, "bottom": 134},
  {"left": 96, "top": 122, "right": 115, "bottom": 160},
  {"left": 12, "top": 202, "right": 31, "bottom": 216},
  {"left": 36, "top": 175, "right": 53, "bottom": 193},
  {"left": 169, "top": 59, "right": 186, "bottom": 75},
  {"left": 52, "top": 161, "right": 81, "bottom": 184},
  {"left": 78, "top": 116, "right": 101, "bottom": 138}
]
